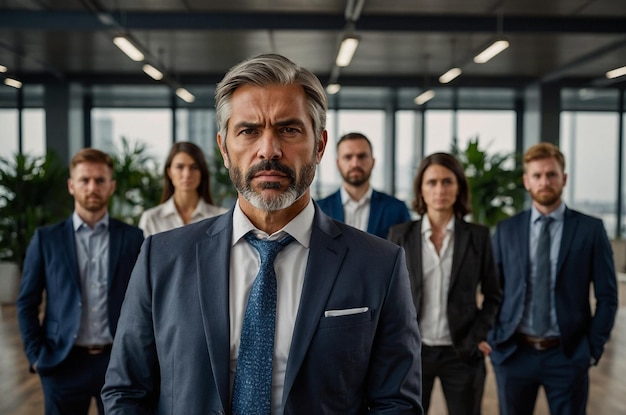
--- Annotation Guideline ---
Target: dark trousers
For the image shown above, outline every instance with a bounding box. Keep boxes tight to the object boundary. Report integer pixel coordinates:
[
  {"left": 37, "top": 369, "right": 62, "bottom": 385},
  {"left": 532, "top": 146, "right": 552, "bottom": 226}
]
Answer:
[
  {"left": 491, "top": 342, "right": 589, "bottom": 415},
  {"left": 421, "top": 345, "right": 486, "bottom": 415},
  {"left": 39, "top": 347, "right": 111, "bottom": 415}
]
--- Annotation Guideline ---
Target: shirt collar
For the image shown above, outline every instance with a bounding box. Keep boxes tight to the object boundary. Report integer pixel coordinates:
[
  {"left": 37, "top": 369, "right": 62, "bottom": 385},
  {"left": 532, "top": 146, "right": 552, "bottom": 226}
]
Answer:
[
  {"left": 531, "top": 202, "right": 566, "bottom": 224},
  {"left": 232, "top": 199, "right": 314, "bottom": 249},
  {"left": 161, "top": 196, "right": 211, "bottom": 219},
  {"left": 72, "top": 211, "right": 109, "bottom": 231},
  {"left": 340, "top": 185, "right": 373, "bottom": 205},
  {"left": 421, "top": 214, "right": 455, "bottom": 236}
]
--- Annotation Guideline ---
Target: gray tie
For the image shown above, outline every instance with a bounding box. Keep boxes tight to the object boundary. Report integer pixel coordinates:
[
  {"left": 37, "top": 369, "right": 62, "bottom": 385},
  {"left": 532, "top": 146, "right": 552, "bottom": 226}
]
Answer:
[{"left": 532, "top": 216, "right": 553, "bottom": 335}]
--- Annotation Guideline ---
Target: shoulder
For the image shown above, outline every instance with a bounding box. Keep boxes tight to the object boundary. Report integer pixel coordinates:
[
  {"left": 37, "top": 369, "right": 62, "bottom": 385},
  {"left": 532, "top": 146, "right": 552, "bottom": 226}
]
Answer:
[
  {"left": 140, "top": 202, "right": 168, "bottom": 220},
  {"left": 316, "top": 190, "right": 340, "bottom": 204},
  {"left": 389, "top": 219, "right": 420, "bottom": 238},
  {"left": 197, "top": 200, "right": 229, "bottom": 217},
  {"left": 495, "top": 210, "right": 529, "bottom": 231},
  {"left": 109, "top": 218, "right": 143, "bottom": 236}
]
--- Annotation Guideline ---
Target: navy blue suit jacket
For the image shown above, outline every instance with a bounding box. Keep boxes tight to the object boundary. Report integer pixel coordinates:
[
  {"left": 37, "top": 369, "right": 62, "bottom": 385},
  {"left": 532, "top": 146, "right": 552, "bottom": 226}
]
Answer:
[
  {"left": 102, "top": 204, "right": 423, "bottom": 414},
  {"left": 17, "top": 216, "right": 144, "bottom": 374},
  {"left": 488, "top": 208, "right": 618, "bottom": 365},
  {"left": 316, "top": 189, "right": 411, "bottom": 239}
]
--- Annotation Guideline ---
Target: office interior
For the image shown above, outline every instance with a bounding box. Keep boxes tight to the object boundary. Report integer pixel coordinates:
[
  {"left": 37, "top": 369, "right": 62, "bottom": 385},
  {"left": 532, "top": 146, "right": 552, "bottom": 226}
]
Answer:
[{"left": 1, "top": 1, "right": 625, "bottom": 413}]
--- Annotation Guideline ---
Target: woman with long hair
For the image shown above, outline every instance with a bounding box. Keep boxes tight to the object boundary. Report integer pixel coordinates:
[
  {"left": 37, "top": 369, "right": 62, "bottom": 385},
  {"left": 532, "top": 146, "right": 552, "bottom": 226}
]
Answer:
[{"left": 139, "top": 142, "right": 227, "bottom": 236}]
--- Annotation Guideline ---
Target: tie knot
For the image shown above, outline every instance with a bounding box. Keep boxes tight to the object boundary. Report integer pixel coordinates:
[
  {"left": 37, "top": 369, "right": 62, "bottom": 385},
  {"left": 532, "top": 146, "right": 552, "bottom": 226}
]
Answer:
[
  {"left": 540, "top": 216, "right": 554, "bottom": 228},
  {"left": 244, "top": 232, "right": 294, "bottom": 263}
]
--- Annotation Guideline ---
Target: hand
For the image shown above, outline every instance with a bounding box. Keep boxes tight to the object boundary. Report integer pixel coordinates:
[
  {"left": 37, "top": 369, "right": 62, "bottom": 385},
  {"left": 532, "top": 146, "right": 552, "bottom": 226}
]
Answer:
[{"left": 478, "top": 341, "right": 492, "bottom": 357}]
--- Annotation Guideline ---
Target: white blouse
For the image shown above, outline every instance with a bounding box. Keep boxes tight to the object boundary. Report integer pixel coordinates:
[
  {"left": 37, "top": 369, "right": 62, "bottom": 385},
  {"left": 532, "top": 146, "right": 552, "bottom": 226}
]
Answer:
[{"left": 138, "top": 197, "right": 228, "bottom": 237}]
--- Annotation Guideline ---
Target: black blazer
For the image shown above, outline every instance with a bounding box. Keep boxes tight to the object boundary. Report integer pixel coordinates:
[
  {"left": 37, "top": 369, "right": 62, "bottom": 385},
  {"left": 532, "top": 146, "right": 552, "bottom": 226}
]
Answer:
[{"left": 389, "top": 218, "right": 502, "bottom": 360}]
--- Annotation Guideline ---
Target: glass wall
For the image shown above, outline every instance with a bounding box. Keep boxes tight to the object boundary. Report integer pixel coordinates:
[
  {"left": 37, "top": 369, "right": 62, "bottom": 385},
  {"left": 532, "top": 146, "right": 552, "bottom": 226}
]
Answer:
[
  {"left": 91, "top": 108, "right": 173, "bottom": 167},
  {"left": 0, "top": 109, "right": 18, "bottom": 159},
  {"left": 561, "top": 111, "right": 619, "bottom": 236}
]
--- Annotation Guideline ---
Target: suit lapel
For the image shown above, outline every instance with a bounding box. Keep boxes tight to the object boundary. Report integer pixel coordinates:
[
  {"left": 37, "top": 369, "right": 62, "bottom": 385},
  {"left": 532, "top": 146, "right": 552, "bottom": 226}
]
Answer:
[
  {"left": 107, "top": 218, "right": 122, "bottom": 287},
  {"left": 196, "top": 213, "right": 233, "bottom": 412},
  {"left": 518, "top": 211, "right": 531, "bottom": 278},
  {"left": 366, "top": 190, "right": 382, "bottom": 234},
  {"left": 557, "top": 208, "right": 577, "bottom": 277},
  {"left": 450, "top": 219, "right": 470, "bottom": 289},
  {"left": 331, "top": 191, "right": 345, "bottom": 222},
  {"left": 61, "top": 217, "right": 81, "bottom": 288},
  {"left": 281, "top": 208, "right": 346, "bottom": 406}
]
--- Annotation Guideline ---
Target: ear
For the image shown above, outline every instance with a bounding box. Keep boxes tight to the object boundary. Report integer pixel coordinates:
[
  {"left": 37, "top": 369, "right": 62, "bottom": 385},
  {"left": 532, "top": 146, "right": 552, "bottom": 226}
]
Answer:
[
  {"left": 217, "top": 133, "right": 230, "bottom": 169},
  {"left": 562, "top": 172, "right": 568, "bottom": 188},
  {"left": 67, "top": 178, "right": 75, "bottom": 196},
  {"left": 523, "top": 174, "right": 530, "bottom": 191},
  {"left": 316, "top": 130, "right": 328, "bottom": 164}
]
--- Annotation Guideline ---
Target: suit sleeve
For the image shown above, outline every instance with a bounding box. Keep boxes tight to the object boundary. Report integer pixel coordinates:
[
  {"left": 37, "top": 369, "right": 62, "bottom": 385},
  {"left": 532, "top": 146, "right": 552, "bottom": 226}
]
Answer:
[
  {"left": 367, "top": 247, "right": 423, "bottom": 414},
  {"left": 589, "top": 220, "right": 618, "bottom": 363},
  {"left": 102, "top": 237, "right": 160, "bottom": 414},
  {"left": 16, "top": 229, "right": 46, "bottom": 370},
  {"left": 470, "top": 228, "right": 502, "bottom": 344}
]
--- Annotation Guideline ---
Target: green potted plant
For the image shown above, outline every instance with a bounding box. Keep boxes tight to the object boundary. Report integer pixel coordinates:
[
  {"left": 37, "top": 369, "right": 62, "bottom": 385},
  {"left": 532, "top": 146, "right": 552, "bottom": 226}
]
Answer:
[
  {"left": 452, "top": 137, "right": 526, "bottom": 229},
  {"left": 0, "top": 151, "right": 73, "bottom": 303},
  {"left": 109, "top": 137, "right": 162, "bottom": 225}
]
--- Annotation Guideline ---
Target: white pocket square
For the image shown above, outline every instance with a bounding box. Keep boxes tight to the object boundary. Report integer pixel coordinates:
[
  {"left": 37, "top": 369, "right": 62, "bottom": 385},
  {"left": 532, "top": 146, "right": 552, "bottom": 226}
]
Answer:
[{"left": 324, "top": 307, "right": 369, "bottom": 317}]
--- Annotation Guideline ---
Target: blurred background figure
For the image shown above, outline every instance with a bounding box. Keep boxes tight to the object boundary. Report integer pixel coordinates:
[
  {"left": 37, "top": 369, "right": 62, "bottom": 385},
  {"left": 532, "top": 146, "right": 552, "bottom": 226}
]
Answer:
[
  {"left": 317, "top": 132, "right": 410, "bottom": 239},
  {"left": 389, "top": 152, "right": 501, "bottom": 415},
  {"left": 139, "top": 142, "right": 227, "bottom": 236}
]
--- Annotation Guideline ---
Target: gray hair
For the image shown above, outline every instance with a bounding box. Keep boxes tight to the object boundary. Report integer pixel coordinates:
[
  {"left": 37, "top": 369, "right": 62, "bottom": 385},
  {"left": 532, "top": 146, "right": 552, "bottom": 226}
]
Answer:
[{"left": 215, "top": 54, "right": 327, "bottom": 143}]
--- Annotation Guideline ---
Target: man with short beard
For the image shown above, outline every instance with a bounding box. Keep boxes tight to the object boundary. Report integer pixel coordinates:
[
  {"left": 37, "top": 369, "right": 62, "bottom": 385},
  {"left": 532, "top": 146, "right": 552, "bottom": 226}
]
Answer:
[
  {"left": 317, "top": 132, "right": 411, "bottom": 239},
  {"left": 17, "top": 148, "right": 144, "bottom": 415},
  {"left": 487, "top": 142, "right": 618, "bottom": 415},
  {"left": 102, "top": 54, "right": 422, "bottom": 415}
]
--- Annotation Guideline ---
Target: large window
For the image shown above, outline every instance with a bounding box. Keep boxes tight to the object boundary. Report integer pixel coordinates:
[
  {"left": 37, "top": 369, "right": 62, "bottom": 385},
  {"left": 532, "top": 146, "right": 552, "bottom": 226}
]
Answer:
[
  {"left": 561, "top": 111, "right": 619, "bottom": 237},
  {"left": 456, "top": 110, "right": 516, "bottom": 156},
  {"left": 0, "top": 109, "right": 18, "bottom": 159},
  {"left": 92, "top": 108, "right": 173, "bottom": 166}
]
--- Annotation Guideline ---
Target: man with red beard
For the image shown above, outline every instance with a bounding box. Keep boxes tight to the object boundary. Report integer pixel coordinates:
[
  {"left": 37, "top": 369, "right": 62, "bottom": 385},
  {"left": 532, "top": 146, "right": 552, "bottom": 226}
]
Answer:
[
  {"left": 317, "top": 132, "right": 410, "bottom": 239},
  {"left": 487, "top": 142, "right": 618, "bottom": 415},
  {"left": 17, "top": 148, "right": 144, "bottom": 415}
]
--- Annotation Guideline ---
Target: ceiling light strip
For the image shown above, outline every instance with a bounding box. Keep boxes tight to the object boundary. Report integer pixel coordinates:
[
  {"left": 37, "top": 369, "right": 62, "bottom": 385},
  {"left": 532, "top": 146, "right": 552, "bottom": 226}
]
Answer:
[
  {"left": 113, "top": 36, "right": 145, "bottom": 62},
  {"left": 336, "top": 36, "right": 359, "bottom": 67},
  {"left": 439, "top": 67, "right": 462, "bottom": 84},
  {"left": 473, "top": 39, "right": 509, "bottom": 64}
]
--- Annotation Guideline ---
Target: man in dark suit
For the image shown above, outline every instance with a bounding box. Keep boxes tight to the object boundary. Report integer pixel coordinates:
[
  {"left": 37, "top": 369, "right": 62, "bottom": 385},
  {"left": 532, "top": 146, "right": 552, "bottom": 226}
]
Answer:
[
  {"left": 17, "top": 148, "right": 144, "bottom": 415},
  {"left": 317, "top": 132, "right": 411, "bottom": 239},
  {"left": 488, "top": 142, "right": 618, "bottom": 415},
  {"left": 102, "top": 54, "right": 422, "bottom": 415}
]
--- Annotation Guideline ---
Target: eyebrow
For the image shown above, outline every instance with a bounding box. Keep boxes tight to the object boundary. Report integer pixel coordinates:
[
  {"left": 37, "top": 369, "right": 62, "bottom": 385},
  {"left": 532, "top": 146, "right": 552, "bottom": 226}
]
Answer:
[{"left": 232, "top": 119, "right": 307, "bottom": 130}]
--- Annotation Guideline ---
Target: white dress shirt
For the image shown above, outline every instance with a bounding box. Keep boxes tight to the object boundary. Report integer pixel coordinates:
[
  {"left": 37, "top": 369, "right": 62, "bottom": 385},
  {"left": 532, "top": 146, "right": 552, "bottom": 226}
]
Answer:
[
  {"left": 138, "top": 197, "right": 227, "bottom": 237},
  {"left": 340, "top": 185, "right": 372, "bottom": 232},
  {"left": 229, "top": 200, "right": 313, "bottom": 415},
  {"left": 420, "top": 215, "right": 455, "bottom": 346}
]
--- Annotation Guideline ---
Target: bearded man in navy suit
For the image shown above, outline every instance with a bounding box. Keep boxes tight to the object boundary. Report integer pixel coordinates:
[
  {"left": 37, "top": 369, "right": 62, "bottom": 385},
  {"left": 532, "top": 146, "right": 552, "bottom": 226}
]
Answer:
[
  {"left": 17, "top": 148, "right": 144, "bottom": 415},
  {"left": 317, "top": 132, "right": 411, "bottom": 239},
  {"left": 102, "top": 54, "right": 422, "bottom": 415},
  {"left": 488, "top": 142, "right": 618, "bottom": 415}
]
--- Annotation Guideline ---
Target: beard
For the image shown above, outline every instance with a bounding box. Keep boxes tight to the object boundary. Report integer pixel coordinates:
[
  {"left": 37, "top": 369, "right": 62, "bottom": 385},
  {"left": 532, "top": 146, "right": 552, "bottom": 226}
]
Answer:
[
  {"left": 529, "top": 187, "right": 563, "bottom": 207},
  {"left": 341, "top": 168, "right": 371, "bottom": 187},
  {"left": 229, "top": 157, "right": 316, "bottom": 212},
  {"left": 77, "top": 194, "right": 108, "bottom": 212}
]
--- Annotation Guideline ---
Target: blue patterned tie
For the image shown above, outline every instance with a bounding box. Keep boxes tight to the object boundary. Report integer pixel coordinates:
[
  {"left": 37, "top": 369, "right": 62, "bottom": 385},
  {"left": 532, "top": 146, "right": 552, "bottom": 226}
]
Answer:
[
  {"left": 231, "top": 232, "right": 294, "bottom": 415},
  {"left": 533, "top": 216, "right": 553, "bottom": 335}
]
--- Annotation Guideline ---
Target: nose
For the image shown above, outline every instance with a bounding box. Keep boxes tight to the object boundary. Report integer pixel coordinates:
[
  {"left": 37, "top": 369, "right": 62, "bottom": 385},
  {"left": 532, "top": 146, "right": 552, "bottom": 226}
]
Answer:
[{"left": 257, "top": 130, "right": 282, "bottom": 160}]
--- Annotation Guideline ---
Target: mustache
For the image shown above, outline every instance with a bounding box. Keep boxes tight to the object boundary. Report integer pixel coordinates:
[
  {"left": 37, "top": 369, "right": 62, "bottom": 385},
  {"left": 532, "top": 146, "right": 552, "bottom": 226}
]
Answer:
[{"left": 246, "top": 159, "right": 296, "bottom": 182}]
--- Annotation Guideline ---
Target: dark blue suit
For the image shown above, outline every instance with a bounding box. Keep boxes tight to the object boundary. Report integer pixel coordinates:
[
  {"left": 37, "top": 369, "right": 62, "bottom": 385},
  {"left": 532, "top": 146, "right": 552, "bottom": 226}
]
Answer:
[
  {"left": 488, "top": 207, "right": 618, "bottom": 414},
  {"left": 316, "top": 189, "right": 411, "bottom": 238},
  {"left": 17, "top": 216, "right": 144, "bottom": 414},
  {"left": 102, "top": 204, "right": 423, "bottom": 414}
]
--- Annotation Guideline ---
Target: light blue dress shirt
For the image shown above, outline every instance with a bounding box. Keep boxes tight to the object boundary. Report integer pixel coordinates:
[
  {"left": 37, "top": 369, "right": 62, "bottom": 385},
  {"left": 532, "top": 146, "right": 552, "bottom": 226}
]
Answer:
[
  {"left": 73, "top": 212, "right": 112, "bottom": 346},
  {"left": 519, "top": 203, "right": 565, "bottom": 337}
]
